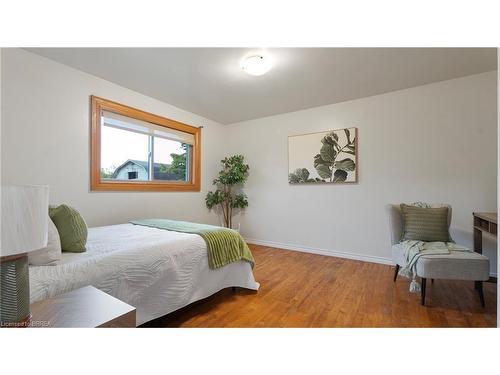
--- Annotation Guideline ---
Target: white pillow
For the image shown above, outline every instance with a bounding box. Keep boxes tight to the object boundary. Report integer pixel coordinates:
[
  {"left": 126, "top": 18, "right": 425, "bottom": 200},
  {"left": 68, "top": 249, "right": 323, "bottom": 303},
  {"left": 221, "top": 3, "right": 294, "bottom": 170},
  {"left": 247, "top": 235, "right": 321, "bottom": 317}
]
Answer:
[{"left": 28, "top": 217, "right": 62, "bottom": 266}]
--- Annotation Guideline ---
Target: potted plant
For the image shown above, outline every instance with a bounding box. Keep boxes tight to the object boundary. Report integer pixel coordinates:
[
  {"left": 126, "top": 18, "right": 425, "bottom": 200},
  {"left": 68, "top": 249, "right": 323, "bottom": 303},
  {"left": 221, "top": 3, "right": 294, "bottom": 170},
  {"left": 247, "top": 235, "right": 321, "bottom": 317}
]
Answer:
[{"left": 205, "top": 155, "right": 249, "bottom": 229}]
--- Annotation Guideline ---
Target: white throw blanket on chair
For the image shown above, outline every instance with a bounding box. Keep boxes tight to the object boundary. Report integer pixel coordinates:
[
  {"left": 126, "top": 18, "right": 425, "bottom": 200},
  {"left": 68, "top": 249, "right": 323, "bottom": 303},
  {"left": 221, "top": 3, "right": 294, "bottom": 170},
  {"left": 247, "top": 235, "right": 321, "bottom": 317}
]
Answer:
[{"left": 398, "top": 240, "right": 471, "bottom": 292}]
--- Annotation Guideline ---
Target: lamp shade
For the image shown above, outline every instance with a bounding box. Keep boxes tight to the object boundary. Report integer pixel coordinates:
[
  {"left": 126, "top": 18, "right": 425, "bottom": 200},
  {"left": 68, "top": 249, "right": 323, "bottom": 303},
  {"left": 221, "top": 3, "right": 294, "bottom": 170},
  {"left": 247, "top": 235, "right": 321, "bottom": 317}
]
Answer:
[{"left": 1, "top": 185, "right": 49, "bottom": 257}]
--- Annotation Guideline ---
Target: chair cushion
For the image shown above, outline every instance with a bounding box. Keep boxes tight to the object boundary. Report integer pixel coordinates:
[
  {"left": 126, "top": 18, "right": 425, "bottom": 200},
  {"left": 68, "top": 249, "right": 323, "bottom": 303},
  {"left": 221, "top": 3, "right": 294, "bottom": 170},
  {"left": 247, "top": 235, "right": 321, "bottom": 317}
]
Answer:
[
  {"left": 391, "top": 243, "right": 490, "bottom": 281},
  {"left": 400, "top": 204, "right": 451, "bottom": 242}
]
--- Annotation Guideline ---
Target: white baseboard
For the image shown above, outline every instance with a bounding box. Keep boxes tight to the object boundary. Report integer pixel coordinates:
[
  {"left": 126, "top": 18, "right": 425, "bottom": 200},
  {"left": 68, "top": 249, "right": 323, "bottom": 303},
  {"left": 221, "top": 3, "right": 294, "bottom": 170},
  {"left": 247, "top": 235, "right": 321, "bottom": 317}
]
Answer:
[
  {"left": 245, "top": 237, "right": 498, "bottom": 278},
  {"left": 244, "top": 237, "right": 394, "bottom": 266}
]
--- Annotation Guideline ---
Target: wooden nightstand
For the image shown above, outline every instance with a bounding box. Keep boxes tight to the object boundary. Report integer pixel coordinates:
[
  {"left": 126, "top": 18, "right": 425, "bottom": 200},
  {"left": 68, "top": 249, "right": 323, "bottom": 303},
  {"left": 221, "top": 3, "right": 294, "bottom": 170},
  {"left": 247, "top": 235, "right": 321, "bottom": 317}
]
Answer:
[{"left": 30, "top": 286, "right": 136, "bottom": 328}]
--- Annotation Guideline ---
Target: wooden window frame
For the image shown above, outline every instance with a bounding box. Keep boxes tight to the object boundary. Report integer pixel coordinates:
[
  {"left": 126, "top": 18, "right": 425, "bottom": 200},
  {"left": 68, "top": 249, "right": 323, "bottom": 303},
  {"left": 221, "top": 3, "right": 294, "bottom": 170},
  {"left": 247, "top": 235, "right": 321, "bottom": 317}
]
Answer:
[{"left": 90, "top": 96, "right": 201, "bottom": 192}]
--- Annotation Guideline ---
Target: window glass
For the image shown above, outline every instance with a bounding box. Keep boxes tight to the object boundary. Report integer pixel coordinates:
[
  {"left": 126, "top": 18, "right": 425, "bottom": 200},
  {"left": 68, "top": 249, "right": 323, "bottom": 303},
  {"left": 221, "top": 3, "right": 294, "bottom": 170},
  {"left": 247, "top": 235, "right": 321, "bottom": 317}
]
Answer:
[
  {"left": 153, "top": 137, "right": 190, "bottom": 182},
  {"left": 100, "top": 123, "right": 150, "bottom": 181}
]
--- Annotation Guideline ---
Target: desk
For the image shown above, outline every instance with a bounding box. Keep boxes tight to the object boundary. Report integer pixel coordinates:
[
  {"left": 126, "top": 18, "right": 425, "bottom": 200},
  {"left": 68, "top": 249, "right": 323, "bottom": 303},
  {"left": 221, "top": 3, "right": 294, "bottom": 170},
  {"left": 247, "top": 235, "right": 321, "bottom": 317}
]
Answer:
[{"left": 473, "top": 212, "right": 497, "bottom": 283}]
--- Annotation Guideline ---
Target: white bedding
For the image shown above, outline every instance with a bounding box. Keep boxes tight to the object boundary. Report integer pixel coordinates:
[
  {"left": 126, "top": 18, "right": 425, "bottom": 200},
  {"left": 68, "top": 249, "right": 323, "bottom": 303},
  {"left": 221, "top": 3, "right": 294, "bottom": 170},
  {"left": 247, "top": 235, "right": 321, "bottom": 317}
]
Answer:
[{"left": 29, "top": 223, "right": 259, "bottom": 326}]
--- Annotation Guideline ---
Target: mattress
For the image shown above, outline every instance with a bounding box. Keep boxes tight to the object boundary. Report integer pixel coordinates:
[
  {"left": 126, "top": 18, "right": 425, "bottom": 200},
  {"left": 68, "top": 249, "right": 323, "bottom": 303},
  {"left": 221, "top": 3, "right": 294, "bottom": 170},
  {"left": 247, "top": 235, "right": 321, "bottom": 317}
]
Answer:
[{"left": 29, "top": 223, "right": 259, "bottom": 326}]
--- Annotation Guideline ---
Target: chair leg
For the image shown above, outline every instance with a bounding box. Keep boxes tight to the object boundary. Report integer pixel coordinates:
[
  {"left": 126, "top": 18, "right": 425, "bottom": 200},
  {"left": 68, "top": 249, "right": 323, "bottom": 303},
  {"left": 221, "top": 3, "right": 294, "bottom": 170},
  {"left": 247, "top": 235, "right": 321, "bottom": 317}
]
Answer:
[
  {"left": 431, "top": 279, "right": 434, "bottom": 284},
  {"left": 475, "top": 281, "right": 485, "bottom": 307},
  {"left": 393, "top": 264, "right": 400, "bottom": 282},
  {"left": 421, "top": 278, "right": 427, "bottom": 306}
]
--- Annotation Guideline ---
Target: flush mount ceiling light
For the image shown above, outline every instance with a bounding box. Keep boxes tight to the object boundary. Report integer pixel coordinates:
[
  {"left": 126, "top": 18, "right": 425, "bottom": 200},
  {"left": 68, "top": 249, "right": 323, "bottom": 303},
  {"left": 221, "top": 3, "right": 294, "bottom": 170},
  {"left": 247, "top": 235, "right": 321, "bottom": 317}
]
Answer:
[{"left": 241, "top": 55, "right": 272, "bottom": 76}]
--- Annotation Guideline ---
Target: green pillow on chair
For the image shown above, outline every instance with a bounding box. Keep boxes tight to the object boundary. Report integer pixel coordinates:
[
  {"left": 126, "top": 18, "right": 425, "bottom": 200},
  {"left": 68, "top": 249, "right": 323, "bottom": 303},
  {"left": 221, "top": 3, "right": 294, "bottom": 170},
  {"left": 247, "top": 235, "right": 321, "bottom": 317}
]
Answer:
[
  {"left": 400, "top": 204, "right": 451, "bottom": 242},
  {"left": 49, "top": 204, "right": 88, "bottom": 252}
]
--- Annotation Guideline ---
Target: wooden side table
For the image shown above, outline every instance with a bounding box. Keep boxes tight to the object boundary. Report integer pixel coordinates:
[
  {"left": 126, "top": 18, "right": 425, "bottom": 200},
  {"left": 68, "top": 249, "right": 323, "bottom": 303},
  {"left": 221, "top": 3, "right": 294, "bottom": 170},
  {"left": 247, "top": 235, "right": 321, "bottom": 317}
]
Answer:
[
  {"left": 473, "top": 212, "right": 497, "bottom": 283},
  {"left": 30, "top": 286, "right": 136, "bottom": 327}
]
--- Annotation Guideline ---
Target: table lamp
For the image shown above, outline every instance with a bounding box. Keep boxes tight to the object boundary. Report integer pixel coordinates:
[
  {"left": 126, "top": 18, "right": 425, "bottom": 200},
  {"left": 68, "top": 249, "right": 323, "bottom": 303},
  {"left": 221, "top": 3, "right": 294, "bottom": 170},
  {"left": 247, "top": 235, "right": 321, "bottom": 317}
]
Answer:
[{"left": 1, "top": 185, "right": 49, "bottom": 327}]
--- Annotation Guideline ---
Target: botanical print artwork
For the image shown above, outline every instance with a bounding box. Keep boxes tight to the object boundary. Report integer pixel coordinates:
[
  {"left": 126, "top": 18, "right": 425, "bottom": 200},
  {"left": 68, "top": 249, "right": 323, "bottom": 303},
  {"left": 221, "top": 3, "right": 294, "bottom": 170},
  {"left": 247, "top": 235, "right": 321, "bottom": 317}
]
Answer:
[{"left": 288, "top": 127, "right": 357, "bottom": 184}]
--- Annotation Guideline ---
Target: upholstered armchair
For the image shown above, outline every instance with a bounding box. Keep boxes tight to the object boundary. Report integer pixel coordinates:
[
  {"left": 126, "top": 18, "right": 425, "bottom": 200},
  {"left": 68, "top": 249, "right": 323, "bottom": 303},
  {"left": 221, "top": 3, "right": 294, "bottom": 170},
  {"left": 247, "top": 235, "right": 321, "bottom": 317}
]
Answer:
[{"left": 386, "top": 204, "right": 490, "bottom": 306}]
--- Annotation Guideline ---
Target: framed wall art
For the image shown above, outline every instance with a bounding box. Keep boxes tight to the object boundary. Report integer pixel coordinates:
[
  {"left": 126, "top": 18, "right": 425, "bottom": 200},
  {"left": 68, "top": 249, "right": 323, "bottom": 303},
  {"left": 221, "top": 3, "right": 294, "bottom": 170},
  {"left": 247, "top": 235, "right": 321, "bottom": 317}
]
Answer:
[{"left": 288, "top": 127, "right": 358, "bottom": 184}]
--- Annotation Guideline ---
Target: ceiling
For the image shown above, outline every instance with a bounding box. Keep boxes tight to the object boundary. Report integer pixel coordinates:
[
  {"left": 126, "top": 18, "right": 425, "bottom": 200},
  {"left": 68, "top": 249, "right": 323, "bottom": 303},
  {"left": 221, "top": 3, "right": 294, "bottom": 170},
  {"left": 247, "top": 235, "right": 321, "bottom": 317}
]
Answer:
[{"left": 27, "top": 48, "right": 497, "bottom": 124}]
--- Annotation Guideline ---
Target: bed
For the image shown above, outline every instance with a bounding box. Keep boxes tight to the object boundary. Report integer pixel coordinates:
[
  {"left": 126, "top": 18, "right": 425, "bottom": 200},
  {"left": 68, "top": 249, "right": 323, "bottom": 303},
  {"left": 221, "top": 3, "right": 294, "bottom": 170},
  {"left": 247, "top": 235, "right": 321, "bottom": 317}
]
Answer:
[{"left": 29, "top": 223, "right": 260, "bottom": 326}]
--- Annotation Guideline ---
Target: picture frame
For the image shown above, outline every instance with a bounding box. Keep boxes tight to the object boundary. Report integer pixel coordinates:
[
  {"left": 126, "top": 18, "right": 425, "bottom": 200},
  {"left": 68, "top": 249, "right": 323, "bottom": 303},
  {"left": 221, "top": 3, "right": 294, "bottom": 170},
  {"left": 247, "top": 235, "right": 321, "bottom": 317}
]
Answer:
[{"left": 288, "top": 127, "right": 358, "bottom": 184}]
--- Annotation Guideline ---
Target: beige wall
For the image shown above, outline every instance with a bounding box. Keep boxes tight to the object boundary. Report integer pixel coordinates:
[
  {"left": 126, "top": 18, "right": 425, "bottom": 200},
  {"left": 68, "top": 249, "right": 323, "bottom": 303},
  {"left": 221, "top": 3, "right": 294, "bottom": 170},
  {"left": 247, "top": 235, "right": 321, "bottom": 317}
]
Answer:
[
  {"left": 227, "top": 71, "right": 498, "bottom": 274},
  {"left": 1, "top": 48, "right": 227, "bottom": 227}
]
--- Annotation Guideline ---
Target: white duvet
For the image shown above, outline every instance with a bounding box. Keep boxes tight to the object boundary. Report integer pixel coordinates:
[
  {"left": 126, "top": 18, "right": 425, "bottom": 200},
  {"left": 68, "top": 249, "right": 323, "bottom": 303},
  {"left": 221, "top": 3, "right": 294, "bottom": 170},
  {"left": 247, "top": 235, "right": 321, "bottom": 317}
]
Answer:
[{"left": 29, "top": 223, "right": 259, "bottom": 326}]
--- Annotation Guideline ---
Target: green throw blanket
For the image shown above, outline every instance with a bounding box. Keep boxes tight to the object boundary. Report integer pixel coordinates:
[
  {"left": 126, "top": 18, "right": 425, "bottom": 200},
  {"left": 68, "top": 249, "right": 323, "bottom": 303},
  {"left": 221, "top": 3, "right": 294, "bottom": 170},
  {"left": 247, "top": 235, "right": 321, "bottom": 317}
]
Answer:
[
  {"left": 399, "top": 240, "right": 471, "bottom": 293},
  {"left": 130, "top": 219, "right": 255, "bottom": 270}
]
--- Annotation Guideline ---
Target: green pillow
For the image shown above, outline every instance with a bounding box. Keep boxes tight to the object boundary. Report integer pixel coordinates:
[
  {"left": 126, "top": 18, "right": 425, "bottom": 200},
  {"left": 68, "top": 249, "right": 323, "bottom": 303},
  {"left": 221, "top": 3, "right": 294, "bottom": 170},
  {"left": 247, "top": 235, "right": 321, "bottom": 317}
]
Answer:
[
  {"left": 400, "top": 204, "right": 451, "bottom": 242},
  {"left": 49, "top": 204, "right": 88, "bottom": 252}
]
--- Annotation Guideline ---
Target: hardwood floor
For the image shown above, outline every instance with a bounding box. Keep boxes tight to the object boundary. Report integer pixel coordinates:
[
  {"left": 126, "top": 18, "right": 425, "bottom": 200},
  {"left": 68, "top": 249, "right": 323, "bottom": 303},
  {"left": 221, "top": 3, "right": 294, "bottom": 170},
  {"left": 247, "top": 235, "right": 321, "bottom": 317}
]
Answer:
[{"left": 143, "top": 245, "right": 497, "bottom": 328}]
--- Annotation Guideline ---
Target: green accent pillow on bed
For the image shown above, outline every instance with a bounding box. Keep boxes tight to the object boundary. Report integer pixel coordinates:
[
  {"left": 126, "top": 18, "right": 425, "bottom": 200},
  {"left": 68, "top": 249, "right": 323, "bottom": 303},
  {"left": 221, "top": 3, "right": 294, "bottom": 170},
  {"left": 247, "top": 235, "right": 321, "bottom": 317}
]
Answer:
[
  {"left": 400, "top": 204, "right": 450, "bottom": 242},
  {"left": 49, "top": 204, "right": 88, "bottom": 252}
]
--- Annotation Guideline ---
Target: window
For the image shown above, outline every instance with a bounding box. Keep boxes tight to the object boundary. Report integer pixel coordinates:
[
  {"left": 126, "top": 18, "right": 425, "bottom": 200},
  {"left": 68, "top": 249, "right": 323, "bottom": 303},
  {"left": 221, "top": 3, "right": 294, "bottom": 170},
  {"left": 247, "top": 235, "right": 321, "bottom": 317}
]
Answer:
[{"left": 91, "top": 96, "right": 201, "bottom": 191}]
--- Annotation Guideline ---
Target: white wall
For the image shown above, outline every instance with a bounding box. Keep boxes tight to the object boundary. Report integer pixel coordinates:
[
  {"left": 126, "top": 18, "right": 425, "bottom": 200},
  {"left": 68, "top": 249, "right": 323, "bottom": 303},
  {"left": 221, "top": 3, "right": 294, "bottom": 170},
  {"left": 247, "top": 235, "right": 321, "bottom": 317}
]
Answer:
[
  {"left": 227, "top": 71, "right": 498, "bottom": 274},
  {"left": 1, "top": 49, "right": 497, "bottom": 275},
  {"left": 1, "top": 48, "right": 227, "bottom": 227}
]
